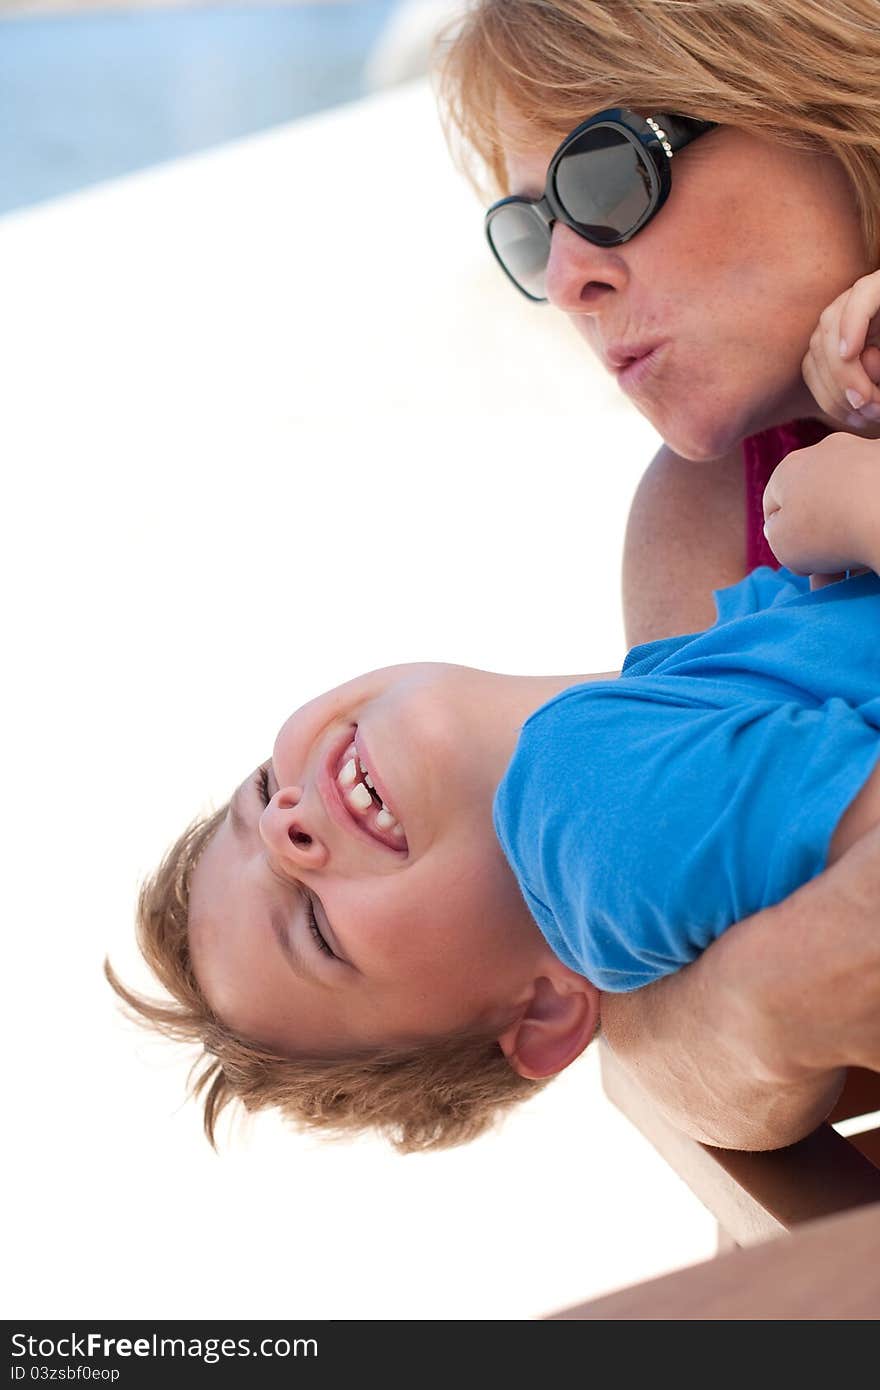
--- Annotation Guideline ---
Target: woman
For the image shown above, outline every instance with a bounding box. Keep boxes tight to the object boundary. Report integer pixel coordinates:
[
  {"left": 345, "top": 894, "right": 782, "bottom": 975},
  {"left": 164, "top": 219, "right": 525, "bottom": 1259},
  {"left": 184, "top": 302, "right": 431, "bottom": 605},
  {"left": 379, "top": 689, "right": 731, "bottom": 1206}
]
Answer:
[{"left": 438, "top": 0, "right": 880, "bottom": 1147}]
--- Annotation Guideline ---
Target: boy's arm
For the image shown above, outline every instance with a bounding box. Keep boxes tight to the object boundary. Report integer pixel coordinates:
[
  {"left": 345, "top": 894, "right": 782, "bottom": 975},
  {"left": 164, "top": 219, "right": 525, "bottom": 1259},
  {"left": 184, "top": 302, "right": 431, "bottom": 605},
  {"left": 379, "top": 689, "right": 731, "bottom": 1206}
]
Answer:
[
  {"left": 612, "top": 438, "right": 880, "bottom": 1149},
  {"left": 802, "top": 268, "right": 880, "bottom": 430},
  {"left": 762, "top": 433, "right": 880, "bottom": 577}
]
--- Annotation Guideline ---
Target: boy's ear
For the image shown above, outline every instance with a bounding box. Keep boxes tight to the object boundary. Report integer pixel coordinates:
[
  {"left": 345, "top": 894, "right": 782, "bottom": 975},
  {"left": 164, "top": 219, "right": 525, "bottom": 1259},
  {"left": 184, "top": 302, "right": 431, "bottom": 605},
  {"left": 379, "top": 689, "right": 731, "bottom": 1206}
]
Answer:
[{"left": 497, "top": 974, "right": 601, "bottom": 1080}]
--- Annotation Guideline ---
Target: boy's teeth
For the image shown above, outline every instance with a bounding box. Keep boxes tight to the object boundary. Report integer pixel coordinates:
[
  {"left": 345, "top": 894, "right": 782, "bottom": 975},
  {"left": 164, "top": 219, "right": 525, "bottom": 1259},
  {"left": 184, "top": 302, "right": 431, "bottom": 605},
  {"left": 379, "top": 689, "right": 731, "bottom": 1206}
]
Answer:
[
  {"left": 358, "top": 758, "right": 377, "bottom": 792},
  {"left": 336, "top": 738, "right": 405, "bottom": 843},
  {"left": 347, "top": 783, "right": 373, "bottom": 812}
]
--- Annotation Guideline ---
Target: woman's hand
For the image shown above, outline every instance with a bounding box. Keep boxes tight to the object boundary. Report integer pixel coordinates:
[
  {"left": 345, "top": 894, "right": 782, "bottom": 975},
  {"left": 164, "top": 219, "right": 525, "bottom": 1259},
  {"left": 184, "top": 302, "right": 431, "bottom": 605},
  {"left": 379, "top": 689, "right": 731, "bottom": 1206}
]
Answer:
[
  {"left": 802, "top": 270, "right": 880, "bottom": 429},
  {"left": 762, "top": 432, "right": 880, "bottom": 577}
]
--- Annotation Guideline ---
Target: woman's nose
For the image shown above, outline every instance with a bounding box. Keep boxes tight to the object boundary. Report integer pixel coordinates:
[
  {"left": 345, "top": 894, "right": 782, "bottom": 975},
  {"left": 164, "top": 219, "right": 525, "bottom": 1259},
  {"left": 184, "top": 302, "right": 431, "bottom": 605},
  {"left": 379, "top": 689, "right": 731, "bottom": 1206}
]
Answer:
[
  {"left": 258, "top": 786, "right": 329, "bottom": 871},
  {"left": 544, "top": 222, "right": 627, "bottom": 313}
]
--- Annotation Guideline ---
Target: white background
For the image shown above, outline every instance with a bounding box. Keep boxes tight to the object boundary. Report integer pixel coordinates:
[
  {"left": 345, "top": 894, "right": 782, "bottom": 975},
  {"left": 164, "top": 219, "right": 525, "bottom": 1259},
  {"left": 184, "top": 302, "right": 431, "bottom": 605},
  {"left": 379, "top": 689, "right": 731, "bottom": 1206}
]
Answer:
[{"left": 1, "top": 80, "right": 716, "bottom": 1320}]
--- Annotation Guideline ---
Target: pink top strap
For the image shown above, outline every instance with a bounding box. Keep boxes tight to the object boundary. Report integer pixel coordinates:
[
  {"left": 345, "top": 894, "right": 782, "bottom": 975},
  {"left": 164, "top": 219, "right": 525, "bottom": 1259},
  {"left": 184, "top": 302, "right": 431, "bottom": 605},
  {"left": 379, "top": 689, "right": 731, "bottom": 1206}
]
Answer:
[{"left": 742, "top": 418, "right": 831, "bottom": 570}]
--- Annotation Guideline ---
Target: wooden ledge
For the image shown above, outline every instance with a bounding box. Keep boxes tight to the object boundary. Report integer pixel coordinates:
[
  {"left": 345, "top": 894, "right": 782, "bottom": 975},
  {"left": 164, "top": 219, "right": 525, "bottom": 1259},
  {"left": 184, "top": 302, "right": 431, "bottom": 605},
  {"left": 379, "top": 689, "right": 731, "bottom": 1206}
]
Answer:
[{"left": 599, "top": 1041, "right": 880, "bottom": 1246}]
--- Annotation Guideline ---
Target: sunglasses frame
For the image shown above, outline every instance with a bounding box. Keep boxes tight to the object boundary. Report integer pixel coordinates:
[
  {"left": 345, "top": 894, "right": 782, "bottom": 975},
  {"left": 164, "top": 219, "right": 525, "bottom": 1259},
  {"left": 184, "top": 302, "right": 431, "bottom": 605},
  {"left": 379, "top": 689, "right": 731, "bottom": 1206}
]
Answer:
[{"left": 485, "top": 107, "right": 716, "bottom": 302}]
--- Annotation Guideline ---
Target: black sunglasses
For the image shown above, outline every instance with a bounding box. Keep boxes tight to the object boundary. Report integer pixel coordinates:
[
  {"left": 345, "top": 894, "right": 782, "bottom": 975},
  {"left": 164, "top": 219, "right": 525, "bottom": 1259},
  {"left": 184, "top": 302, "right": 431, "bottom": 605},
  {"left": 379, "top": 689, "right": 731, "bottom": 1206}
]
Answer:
[{"left": 485, "top": 107, "right": 716, "bottom": 302}]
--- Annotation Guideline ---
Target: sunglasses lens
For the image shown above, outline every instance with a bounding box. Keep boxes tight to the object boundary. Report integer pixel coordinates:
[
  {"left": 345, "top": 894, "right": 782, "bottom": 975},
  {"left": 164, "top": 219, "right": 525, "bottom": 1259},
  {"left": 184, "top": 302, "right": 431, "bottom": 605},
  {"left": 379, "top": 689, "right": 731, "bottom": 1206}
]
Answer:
[
  {"left": 555, "top": 126, "right": 654, "bottom": 242},
  {"left": 487, "top": 202, "right": 551, "bottom": 300}
]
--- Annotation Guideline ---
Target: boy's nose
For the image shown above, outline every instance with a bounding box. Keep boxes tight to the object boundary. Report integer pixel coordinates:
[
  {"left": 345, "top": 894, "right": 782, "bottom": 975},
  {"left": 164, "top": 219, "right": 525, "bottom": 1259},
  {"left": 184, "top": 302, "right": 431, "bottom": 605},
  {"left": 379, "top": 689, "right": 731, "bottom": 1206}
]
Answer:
[{"left": 259, "top": 786, "right": 329, "bottom": 871}]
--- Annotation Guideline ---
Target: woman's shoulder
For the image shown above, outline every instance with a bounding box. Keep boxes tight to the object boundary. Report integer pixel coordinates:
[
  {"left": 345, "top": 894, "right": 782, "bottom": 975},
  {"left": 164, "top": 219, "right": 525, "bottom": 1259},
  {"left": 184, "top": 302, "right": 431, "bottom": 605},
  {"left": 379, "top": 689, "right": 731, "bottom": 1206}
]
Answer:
[
  {"left": 624, "top": 423, "right": 832, "bottom": 648},
  {"left": 623, "top": 438, "right": 746, "bottom": 647}
]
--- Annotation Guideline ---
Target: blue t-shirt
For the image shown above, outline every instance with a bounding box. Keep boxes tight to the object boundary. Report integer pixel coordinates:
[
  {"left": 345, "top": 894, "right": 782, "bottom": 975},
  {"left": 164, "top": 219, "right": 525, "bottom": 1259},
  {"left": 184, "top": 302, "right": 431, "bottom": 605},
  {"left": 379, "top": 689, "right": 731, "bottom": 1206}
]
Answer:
[{"left": 493, "top": 566, "right": 880, "bottom": 992}]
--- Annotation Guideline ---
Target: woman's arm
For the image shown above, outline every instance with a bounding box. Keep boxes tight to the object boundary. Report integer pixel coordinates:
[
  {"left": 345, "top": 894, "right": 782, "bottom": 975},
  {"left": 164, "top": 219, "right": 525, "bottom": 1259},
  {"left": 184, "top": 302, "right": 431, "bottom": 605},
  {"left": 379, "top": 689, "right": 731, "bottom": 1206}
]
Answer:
[
  {"left": 599, "top": 909, "right": 840, "bottom": 1150},
  {"left": 601, "top": 822, "right": 880, "bottom": 1147},
  {"left": 608, "top": 439, "right": 879, "bottom": 1149}
]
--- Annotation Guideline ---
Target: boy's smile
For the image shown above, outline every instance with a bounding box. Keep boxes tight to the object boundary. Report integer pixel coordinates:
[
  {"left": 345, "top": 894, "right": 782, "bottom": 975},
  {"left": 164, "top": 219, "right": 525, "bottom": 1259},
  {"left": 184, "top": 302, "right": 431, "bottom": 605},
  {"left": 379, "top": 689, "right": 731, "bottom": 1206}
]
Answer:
[{"left": 321, "top": 727, "right": 407, "bottom": 852}]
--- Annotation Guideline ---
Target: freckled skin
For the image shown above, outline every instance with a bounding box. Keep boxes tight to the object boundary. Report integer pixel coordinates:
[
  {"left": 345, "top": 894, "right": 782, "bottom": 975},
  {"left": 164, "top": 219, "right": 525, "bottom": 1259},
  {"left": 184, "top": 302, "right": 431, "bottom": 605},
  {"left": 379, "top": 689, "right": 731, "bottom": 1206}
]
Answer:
[{"left": 500, "top": 109, "right": 872, "bottom": 461}]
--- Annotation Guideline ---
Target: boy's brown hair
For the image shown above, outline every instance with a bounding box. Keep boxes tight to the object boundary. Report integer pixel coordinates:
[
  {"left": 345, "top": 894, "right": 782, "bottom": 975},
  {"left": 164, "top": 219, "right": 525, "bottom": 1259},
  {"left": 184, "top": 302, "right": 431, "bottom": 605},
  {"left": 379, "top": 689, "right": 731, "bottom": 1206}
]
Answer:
[
  {"left": 437, "top": 0, "right": 880, "bottom": 264},
  {"left": 106, "top": 807, "right": 549, "bottom": 1153}
]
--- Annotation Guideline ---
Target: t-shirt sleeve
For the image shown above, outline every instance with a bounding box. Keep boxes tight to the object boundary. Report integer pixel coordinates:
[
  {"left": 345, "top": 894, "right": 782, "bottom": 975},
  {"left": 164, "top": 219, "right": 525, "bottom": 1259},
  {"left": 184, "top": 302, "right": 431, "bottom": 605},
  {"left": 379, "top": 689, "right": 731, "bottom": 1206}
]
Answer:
[
  {"left": 712, "top": 565, "right": 810, "bottom": 625},
  {"left": 622, "top": 567, "right": 810, "bottom": 677},
  {"left": 494, "top": 679, "right": 880, "bottom": 992}
]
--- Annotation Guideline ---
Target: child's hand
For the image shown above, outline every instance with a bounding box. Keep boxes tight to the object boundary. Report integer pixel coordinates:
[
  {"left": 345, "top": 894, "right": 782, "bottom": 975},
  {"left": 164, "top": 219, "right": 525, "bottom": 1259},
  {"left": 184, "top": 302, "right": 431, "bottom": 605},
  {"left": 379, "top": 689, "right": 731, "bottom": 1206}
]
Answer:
[
  {"left": 802, "top": 270, "right": 880, "bottom": 429},
  {"left": 762, "top": 432, "right": 880, "bottom": 577}
]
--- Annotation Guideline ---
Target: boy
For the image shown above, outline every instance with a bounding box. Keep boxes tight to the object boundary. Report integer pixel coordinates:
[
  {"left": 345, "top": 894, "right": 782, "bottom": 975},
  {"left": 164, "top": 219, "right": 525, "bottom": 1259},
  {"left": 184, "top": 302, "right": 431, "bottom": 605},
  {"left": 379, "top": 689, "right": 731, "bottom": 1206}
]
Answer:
[{"left": 107, "top": 278, "right": 880, "bottom": 1153}]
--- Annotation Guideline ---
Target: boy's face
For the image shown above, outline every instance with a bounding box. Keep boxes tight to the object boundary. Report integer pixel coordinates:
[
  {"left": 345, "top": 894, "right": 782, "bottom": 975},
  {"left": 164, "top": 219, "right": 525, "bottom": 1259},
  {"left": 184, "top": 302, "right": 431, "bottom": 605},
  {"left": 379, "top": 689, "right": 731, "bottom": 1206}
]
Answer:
[{"left": 188, "top": 663, "right": 550, "bottom": 1056}]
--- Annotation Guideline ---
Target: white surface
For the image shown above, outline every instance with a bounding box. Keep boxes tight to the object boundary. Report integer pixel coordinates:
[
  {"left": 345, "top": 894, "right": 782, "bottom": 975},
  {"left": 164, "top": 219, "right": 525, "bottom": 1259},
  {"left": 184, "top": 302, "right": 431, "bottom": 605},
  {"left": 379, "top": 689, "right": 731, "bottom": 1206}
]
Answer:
[{"left": 1, "top": 79, "right": 716, "bottom": 1320}]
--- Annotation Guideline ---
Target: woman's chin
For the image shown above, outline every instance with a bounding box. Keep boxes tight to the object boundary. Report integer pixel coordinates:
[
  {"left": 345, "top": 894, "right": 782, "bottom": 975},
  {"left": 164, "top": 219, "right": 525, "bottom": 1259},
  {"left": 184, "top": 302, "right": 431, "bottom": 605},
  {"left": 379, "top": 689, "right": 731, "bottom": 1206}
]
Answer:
[
  {"left": 649, "top": 409, "right": 748, "bottom": 463},
  {"left": 647, "top": 378, "right": 815, "bottom": 461}
]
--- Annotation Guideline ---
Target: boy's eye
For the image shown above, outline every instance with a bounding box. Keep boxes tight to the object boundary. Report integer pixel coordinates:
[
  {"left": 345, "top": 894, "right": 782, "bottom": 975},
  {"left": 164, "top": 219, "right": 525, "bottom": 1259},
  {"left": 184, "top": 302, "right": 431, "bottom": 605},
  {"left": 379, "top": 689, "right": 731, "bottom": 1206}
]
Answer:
[
  {"left": 255, "top": 764, "right": 271, "bottom": 806},
  {"left": 305, "top": 896, "right": 335, "bottom": 958}
]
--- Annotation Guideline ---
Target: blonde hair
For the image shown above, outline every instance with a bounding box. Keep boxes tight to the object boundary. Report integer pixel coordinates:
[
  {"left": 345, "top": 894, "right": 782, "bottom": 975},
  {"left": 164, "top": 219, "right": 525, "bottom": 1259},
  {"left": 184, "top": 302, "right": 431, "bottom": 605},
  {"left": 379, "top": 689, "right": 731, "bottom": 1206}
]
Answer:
[
  {"left": 437, "top": 0, "right": 880, "bottom": 263},
  {"left": 105, "top": 806, "right": 548, "bottom": 1154}
]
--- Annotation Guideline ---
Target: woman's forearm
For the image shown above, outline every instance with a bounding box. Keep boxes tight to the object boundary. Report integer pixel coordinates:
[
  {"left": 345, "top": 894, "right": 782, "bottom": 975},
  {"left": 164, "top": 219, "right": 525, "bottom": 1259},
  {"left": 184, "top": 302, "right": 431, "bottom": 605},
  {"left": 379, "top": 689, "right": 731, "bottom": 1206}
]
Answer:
[
  {"left": 600, "top": 958, "right": 847, "bottom": 1152},
  {"left": 601, "top": 819, "right": 880, "bottom": 1148}
]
